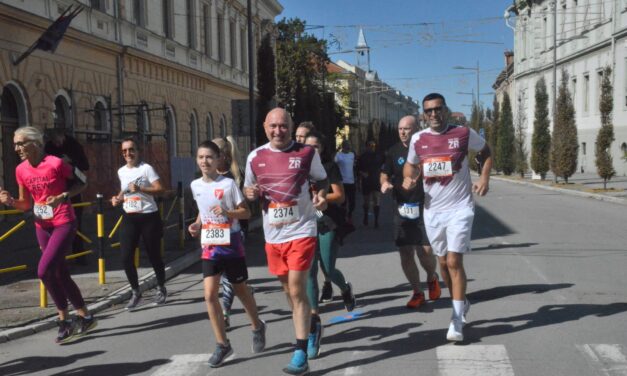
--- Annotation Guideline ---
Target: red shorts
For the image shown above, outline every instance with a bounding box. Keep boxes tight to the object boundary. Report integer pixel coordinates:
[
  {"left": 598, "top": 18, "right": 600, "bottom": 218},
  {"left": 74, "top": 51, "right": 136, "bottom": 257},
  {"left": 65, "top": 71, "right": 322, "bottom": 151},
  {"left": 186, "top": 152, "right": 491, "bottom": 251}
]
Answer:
[{"left": 265, "top": 237, "right": 316, "bottom": 276}]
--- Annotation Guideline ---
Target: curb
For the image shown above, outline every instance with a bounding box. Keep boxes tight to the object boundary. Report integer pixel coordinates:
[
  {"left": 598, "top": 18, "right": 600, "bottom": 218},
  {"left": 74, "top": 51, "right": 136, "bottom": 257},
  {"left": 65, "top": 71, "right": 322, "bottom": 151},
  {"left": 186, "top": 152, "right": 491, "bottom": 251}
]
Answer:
[
  {"left": 492, "top": 176, "right": 627, "bottom": 205},
  {"left": 0, "top": 216, "right": 264, "bottom": 344},
  {"left": 0, "top": 248, "right": 201, "bottom": 344}
]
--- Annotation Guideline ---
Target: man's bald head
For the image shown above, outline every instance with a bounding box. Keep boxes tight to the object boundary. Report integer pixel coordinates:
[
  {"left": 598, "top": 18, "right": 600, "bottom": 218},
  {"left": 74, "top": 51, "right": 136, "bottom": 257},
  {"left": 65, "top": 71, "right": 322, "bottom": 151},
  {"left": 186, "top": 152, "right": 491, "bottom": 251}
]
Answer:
[
  {"left": 264, "top": 107, "right": 293, "bottom": 149},
  {"left": 397, "top": 115, "right": 419, "bottom": 145}
]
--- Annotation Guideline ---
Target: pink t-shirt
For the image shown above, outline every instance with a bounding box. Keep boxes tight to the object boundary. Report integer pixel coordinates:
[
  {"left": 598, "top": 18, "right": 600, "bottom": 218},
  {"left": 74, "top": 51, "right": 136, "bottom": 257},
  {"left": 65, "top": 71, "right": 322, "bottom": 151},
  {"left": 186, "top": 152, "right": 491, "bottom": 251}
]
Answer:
[{"left": 16, "top": 155, "right": 76, "bottom": 228}]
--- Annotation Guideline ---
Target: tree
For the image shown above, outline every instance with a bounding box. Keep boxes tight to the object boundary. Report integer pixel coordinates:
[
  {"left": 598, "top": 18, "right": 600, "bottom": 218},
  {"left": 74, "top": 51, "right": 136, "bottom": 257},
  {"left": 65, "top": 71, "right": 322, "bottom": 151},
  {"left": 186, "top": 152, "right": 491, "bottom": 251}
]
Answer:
[
  {"left": 496, "top": 92, "right": 515, "bottom": 175},
  {"left": 551, "top": 70, "right": 578, "bottom": 183},
  {"left": 275, "top": 18, "right": 343, "bottom": 143},
  {"left": 514, "top": 94, "right": 529, "bottom": 177},
  {"left": 595, "top": 66, "right": 616, "bottom": 189},
  {"left": 255, "top": 33, "right": 276, "bottom": 147},
  {"left": 488, "top": 94, "right": 500, "bottom": 172},
  {"left": 468, "top": 103, "right": 484, "bottom": 172},
  {"left": 531, "top": 77, "right": 551, "bottom": 180}
]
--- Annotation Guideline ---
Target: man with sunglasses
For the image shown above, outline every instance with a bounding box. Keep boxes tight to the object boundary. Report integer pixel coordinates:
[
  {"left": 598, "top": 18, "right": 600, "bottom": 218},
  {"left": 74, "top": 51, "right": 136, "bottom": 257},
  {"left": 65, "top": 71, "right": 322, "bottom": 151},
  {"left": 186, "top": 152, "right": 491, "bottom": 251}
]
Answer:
[{"left": 403, "top": 93, "right": 492, "bottom": 342}]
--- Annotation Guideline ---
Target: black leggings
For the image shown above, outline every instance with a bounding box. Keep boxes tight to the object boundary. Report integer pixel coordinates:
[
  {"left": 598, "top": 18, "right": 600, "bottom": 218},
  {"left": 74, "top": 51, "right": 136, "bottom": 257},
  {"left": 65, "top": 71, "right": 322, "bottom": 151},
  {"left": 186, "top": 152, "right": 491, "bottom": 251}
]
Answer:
[{"left": 119, "top": 211, "right": 165, "bottom": 290}]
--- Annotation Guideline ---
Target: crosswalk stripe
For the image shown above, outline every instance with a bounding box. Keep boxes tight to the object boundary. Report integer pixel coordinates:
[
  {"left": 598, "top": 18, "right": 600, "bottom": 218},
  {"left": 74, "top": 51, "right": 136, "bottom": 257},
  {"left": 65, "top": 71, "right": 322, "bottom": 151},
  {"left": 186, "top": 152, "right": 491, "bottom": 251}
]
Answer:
[
  {"left": 437, "top": 344, "right": 514, "bottom": 376},
  {"left": 151, "top": 354, "right": 217, "bottom": 376},
  {"left": 578, "top": 344, "right": 627, "bottom": 376}
]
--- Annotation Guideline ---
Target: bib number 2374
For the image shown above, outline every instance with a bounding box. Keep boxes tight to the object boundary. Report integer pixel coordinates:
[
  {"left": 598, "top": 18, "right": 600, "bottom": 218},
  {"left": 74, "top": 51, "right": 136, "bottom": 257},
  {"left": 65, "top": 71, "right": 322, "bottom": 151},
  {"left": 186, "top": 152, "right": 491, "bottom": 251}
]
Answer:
[{"left": 268, "top": 201, "right": 299, "bottom": 226}]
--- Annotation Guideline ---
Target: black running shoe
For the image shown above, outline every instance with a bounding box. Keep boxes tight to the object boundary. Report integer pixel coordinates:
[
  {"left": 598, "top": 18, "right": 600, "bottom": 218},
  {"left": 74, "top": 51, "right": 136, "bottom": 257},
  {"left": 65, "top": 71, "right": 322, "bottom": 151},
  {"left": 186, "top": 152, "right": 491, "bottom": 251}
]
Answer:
[
  {"left": 320, "top": 281, "right": 333, "bottom": 303},
  {"left": 55, "top": 319, "right": 75, "bottom": 344},
  {"left": 341, "top": 282, "right": 356, "bottom": 312}
]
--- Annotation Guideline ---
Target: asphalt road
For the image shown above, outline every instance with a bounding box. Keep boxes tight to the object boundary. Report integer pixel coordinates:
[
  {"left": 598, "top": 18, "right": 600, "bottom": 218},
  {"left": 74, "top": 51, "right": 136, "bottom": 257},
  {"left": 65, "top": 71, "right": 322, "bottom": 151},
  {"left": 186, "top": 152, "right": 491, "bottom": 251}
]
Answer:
[{"left": 1, "top": 179, "right": 626, "bottom": 376}]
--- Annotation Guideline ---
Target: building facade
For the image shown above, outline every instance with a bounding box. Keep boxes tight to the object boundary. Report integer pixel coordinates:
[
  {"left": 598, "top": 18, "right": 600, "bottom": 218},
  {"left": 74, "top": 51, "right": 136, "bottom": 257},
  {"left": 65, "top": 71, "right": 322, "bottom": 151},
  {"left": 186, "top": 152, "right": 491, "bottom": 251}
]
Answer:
[
  {"left": 0, "top": 0, "right": 282, "bottom": 199},
  {"left": 331, "top": 60, "right": 419, "bottom": 154},
  {"left": 509, "top": 0, "right": 627, "bottom": 177}
]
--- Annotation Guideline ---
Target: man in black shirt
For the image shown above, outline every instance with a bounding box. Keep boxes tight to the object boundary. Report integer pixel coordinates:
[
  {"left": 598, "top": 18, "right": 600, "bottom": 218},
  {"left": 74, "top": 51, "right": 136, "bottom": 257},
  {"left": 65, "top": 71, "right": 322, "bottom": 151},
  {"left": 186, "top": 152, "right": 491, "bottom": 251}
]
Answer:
[
  {"left": 45, "top": 129, "right": 90, "bottom": 264},
  {"left": 357, "top": 141, "right": 383, "bottom": 227},
  {"left": 380, "top": 115, "right": 440, "bottom": 309}
]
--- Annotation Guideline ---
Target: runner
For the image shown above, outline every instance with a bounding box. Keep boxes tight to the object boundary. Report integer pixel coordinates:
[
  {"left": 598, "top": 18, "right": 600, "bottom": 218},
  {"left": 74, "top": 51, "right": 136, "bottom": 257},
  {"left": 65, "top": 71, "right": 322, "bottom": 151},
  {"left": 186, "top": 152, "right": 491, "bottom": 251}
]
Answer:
[
  {"left": 244, "top": 108, "right": 328, "bottom": 375},
  {"left": 304, "top": 131, "right": 356, "bottom": 360},
  {"left": 0, "top": 126, "right": 96, "bottom": 344},
  {"left": 357, "top": 141, "right": 383, "bottom": 228},
  {"left": 295, "top": 121, "right": 314, "bottom": 144},
  {"left": 212, "top": 137, "right": 253, "bottom": 329},
  {"left": 334, "top": 140, "right": 356, "bottom": 225},
  {"left": 381, "top": 115, "right": 441, "bottom": 309},
  {"left": 110, "top": 137, "right": 167, "bottom": 310},
  {"left": 188, "top": 140, "right": 266, "bottom": 368},
  {"left": 403, "top": 93, "right": 492, "bottom": 342}
]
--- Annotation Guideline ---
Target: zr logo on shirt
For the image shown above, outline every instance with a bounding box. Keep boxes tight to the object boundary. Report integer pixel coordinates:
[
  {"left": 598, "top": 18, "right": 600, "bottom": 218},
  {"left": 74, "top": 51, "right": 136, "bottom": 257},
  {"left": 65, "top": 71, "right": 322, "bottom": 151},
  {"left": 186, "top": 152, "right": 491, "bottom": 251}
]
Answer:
[
  {"left": 448, "top": 138, "right": 460, "bottom": 149},
  {"left": 288, "top": 157, "right": 301, "bottom": 169}
]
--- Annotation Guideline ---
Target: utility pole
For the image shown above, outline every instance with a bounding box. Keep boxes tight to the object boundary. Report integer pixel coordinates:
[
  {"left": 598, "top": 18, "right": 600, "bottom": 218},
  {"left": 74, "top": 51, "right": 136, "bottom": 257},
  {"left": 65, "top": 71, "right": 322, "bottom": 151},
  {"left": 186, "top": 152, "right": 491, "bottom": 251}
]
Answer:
[
  {"left": 552, "top": 0, "right": 557, "bottom": 182},
  {"left": 247, "top": 0, "right": 255, "bottom": 149}
]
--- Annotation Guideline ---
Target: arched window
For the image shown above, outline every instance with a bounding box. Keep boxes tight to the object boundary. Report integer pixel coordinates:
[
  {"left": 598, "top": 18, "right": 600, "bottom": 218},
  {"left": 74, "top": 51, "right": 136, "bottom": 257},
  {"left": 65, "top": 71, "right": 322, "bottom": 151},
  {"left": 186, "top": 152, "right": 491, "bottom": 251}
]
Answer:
[
  {"left": 136, "top": 101, "right": 150, "bottom": 138},
  {"left": 54, "top": 95, "right": 71, "bottom": 130},
  {"left": 94, "top": 101, "right": 107, "bottom": 131},
  {"left": 190, "top": 111, "right": 198, "bottom": 156},
  {"left": 206, "top": 113, "right": 214, "bottom": 140},
  {"left": 165, "top": 106, "right": 177, "bottom": 156}
]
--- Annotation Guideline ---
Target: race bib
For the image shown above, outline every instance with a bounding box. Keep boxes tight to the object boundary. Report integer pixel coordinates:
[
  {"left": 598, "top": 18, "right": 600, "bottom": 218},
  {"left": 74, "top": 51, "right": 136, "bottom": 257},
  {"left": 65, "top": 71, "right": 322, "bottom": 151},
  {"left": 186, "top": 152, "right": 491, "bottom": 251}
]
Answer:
[
  {"left": 123, "top": 196, "right": 143, "bottom": 213},
  {"left": 268, "top": 201, "right": 299, "bottom": 226},
  {"left": 398, "top": 203, "right": 420, "bottom": 219},
  {"left": 201, "top": 223, "right": 231, "bottom": 246},
  {"left": 423, "top": 156, "right": 453, "bottom": 178},
  {"left": 34, "top": 203, "right": 54, "bottom": 220}
]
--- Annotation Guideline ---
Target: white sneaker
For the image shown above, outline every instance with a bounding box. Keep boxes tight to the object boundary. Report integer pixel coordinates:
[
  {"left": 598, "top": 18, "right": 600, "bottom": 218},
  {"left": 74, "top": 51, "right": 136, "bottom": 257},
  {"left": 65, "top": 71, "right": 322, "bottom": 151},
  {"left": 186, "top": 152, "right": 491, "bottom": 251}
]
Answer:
[
  {"left": 446, "top": 319, "right": 464, "bottom": 342},
  {"left": 462, "top": 298, "right": 470, "bottom": 325}
]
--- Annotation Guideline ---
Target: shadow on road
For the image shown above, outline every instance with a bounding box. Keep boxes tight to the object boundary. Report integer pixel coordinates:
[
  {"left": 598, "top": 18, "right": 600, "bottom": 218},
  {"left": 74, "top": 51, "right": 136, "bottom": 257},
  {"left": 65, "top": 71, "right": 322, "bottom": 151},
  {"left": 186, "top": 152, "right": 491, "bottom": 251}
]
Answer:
[
  {"left": 472, "top": 204, "right": 515, "bottom": 240},
  {"left": 468, "top": 283, "right": 574, "bottom": 303},
  {"left": 48, "top": 358, "right": 169, "bottom": 376},
  {"left": 0, "top": 350, "right": 105, "bottom": 376}
]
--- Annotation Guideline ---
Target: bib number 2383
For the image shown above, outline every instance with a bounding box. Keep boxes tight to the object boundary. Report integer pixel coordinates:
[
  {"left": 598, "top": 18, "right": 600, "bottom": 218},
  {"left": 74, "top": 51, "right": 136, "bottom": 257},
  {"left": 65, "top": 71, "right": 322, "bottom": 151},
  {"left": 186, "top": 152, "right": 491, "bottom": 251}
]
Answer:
[
  {"left": 422, "top": 157, "right": 453, "bottom": 178},
  {"left": 268, "top": 201, "right": 299, "bottom": 226},
  {"left": 201, "top": 223, "right": 230, "bottom": 246}
]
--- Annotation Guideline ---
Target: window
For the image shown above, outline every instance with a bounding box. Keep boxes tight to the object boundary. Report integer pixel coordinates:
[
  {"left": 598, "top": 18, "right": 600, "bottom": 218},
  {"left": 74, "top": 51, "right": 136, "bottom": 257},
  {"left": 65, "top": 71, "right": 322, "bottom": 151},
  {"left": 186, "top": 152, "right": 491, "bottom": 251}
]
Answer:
[
  {"left": 90, "top": 0, "right": 106, "bottom": 12},
  {"left": 54, "top": 96, "right": 71, "bottom": 130},
  {"left": 230, "top": 20, "right": 237, "bottom": 67},
  {"left": 190, "top": 112, "right": 198, "bottom": 157},
  {"left": 571, "top": 77, "right": 577, "bottom": 108},
  {"left": 240, "top": 26, "right": 247, "bottom": 72},
  {"left": 582, "top": 142, "right": 586, "bottom": 155},
  {"left": 163, "top": 0, "right": 174, "bottom": 39},
  {"left": 203, "top": 4, "right": 211, "bottom": 56},
  {"left": 217, "top": 13, "right": 224, "bottom": 62},
  {"left": 543, "top": 15, "right": 548, "bottom": 50},
  {"left": 219, "top": 115, "right": 226, "bottom": 138},
  {"left": 187, "top": 0, "right": 196, "bottom": 49},
  {"left": 583, "top": 74, "right": 590, "bottom": 112},
  {"left": 597, "top": 70, "right": 604, "bottom": 111},
  {"left": 206, "top": 113, "right": 214, "bottom": 140},
  {"left": 134, "top": 0, "right": 147, "bottom": 28},
  {"left": 94, "top": 101, "right": 107, "bottom": 131}
]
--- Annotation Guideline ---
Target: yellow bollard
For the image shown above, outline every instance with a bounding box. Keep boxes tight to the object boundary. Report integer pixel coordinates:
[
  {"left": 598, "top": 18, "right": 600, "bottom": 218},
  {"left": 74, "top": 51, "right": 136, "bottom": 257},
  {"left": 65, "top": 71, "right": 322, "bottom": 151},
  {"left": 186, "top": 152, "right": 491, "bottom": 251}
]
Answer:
[
  {"left": 134, "top": 247, "right": 140, "bottom": 268},
  {"left": 97, "top": 194, "right": 106, "bottom": 285},
  {"left": 40, "top": 280, "right": 47, "bottom": 308}
]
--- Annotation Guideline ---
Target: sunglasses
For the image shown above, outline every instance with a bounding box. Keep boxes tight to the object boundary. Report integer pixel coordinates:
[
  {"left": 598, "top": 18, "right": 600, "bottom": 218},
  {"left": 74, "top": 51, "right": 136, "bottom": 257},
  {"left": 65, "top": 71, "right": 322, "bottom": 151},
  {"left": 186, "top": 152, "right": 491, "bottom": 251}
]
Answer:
[
  {"left": 13, "top": 141, "right": 32, "bottom": 148},
  {"left": 424, "top": 106, "right": 444, "bottom": 115}
]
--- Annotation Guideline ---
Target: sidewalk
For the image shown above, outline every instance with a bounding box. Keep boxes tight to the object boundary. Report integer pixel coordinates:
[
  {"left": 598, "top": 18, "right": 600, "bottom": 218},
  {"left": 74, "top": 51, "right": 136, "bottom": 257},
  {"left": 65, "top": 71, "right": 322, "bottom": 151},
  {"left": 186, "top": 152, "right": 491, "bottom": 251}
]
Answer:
[
  {"left": 0, "top": 217, "right": 262, "bottom": 343},
  {"left": 491, "top": 171, "right": 627, "bottom": 205}
]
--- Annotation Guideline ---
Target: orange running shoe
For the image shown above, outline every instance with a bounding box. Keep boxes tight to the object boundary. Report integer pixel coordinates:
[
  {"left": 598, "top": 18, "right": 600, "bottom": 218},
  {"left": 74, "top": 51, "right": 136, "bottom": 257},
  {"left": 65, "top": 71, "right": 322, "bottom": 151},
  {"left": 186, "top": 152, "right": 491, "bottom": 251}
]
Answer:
[
  {"left": 406, "top": 292, "right": 425, "bottom": 309},
  {"left": 428, "top": 273, "right": 442, "bottom": 301}
]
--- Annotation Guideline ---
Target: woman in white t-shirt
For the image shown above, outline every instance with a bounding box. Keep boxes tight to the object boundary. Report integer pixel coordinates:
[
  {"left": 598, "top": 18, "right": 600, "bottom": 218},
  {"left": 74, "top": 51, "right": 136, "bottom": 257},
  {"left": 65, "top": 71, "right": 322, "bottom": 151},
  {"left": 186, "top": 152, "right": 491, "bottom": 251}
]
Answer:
[
  {"left": 188, "top": 140, "right": 266, "bottom": 367},
  {"left": 110, "top": 137, "right": 167, "bottom": 309}
]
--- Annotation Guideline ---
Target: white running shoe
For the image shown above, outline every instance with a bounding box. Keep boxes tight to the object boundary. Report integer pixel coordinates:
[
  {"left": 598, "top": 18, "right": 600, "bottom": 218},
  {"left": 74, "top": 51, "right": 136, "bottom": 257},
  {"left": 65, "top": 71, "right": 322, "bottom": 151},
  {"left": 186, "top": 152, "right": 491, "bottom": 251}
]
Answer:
[{"left": 446, "top": 319, "right": 464, "bottom": 342}]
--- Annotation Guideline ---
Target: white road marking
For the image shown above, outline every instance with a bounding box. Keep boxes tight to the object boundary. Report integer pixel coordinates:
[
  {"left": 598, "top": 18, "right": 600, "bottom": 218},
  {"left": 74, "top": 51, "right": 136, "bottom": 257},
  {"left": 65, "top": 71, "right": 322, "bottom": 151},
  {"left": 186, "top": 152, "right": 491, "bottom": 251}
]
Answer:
[
  {"left": 151, "top": 354, "right": 219, "bottom": 376},
  {"left": 578, "top": 344, "right": 627, "bottom": 376},
  {"left": 437, "top": 344, "right": 514, "bottom": 376}
]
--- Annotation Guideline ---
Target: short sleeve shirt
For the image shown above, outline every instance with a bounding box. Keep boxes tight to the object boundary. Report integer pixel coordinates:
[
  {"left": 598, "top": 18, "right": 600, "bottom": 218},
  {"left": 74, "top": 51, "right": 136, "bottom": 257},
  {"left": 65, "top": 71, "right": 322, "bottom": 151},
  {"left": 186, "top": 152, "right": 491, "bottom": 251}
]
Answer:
[
  {"left": 16, "top": 155, "right": 76, "bottom": 227},
  {"left": 244, "top": 141, "right": 327, "bottom": 244},
  {"left": 117, "top": 162, "right": 160, "bottom": 213},
  {"left": 406, "top": 125, "right": 486, "bottom": 212},
  {"left": 190, "top": 175, "right": 245, "bottom": 259},
  {"left": 321, "top": 161, "right": 345, "bottom": 225},
  {"left": 382, "top": 142, "right": 425, "bottom": 204},
  {"left": 334, "top": 151, "right": 355, "bottom": 184}
]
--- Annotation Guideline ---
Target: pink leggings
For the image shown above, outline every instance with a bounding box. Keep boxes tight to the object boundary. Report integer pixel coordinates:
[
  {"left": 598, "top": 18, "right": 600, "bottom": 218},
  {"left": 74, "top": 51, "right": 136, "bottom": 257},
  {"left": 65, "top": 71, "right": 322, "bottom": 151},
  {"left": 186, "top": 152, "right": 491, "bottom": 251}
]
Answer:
[{"left": 36, "top": 222, "right": 85, "bottom": 311}]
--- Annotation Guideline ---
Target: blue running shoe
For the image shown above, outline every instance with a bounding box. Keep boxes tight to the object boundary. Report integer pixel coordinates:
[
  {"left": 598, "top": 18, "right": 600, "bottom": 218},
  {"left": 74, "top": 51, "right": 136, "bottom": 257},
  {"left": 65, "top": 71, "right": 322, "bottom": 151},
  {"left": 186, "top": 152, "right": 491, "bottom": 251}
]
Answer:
[
  {"left": 283, "top": 349, "right": 309, "bottom": 375},
  {"left": 307, "top": 321, "right": 323, "bottom": 359}
]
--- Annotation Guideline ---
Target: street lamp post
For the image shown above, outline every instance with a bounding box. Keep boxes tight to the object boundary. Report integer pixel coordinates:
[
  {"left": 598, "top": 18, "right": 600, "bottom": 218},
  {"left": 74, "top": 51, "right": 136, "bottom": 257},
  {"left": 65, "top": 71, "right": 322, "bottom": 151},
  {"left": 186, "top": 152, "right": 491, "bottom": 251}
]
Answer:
[{"left": 453, "top": 62, "right": 480, "bottom": 106}]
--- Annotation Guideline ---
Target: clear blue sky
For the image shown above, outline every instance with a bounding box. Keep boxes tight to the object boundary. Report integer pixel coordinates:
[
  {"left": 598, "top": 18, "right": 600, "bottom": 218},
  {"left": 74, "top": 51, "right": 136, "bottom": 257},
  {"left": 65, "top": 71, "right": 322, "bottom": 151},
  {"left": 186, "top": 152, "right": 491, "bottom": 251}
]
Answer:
[{"left": 277, "top": 0, "right": 514, "bottom": 118}]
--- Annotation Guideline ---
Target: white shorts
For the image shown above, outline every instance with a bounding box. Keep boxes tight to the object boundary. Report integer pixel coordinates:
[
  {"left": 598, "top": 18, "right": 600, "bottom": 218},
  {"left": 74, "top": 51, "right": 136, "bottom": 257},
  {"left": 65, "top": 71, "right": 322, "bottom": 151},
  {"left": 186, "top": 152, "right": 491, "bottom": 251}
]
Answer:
[{"left": 423, "top": 206, "right": 474, "bottom": 257}]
